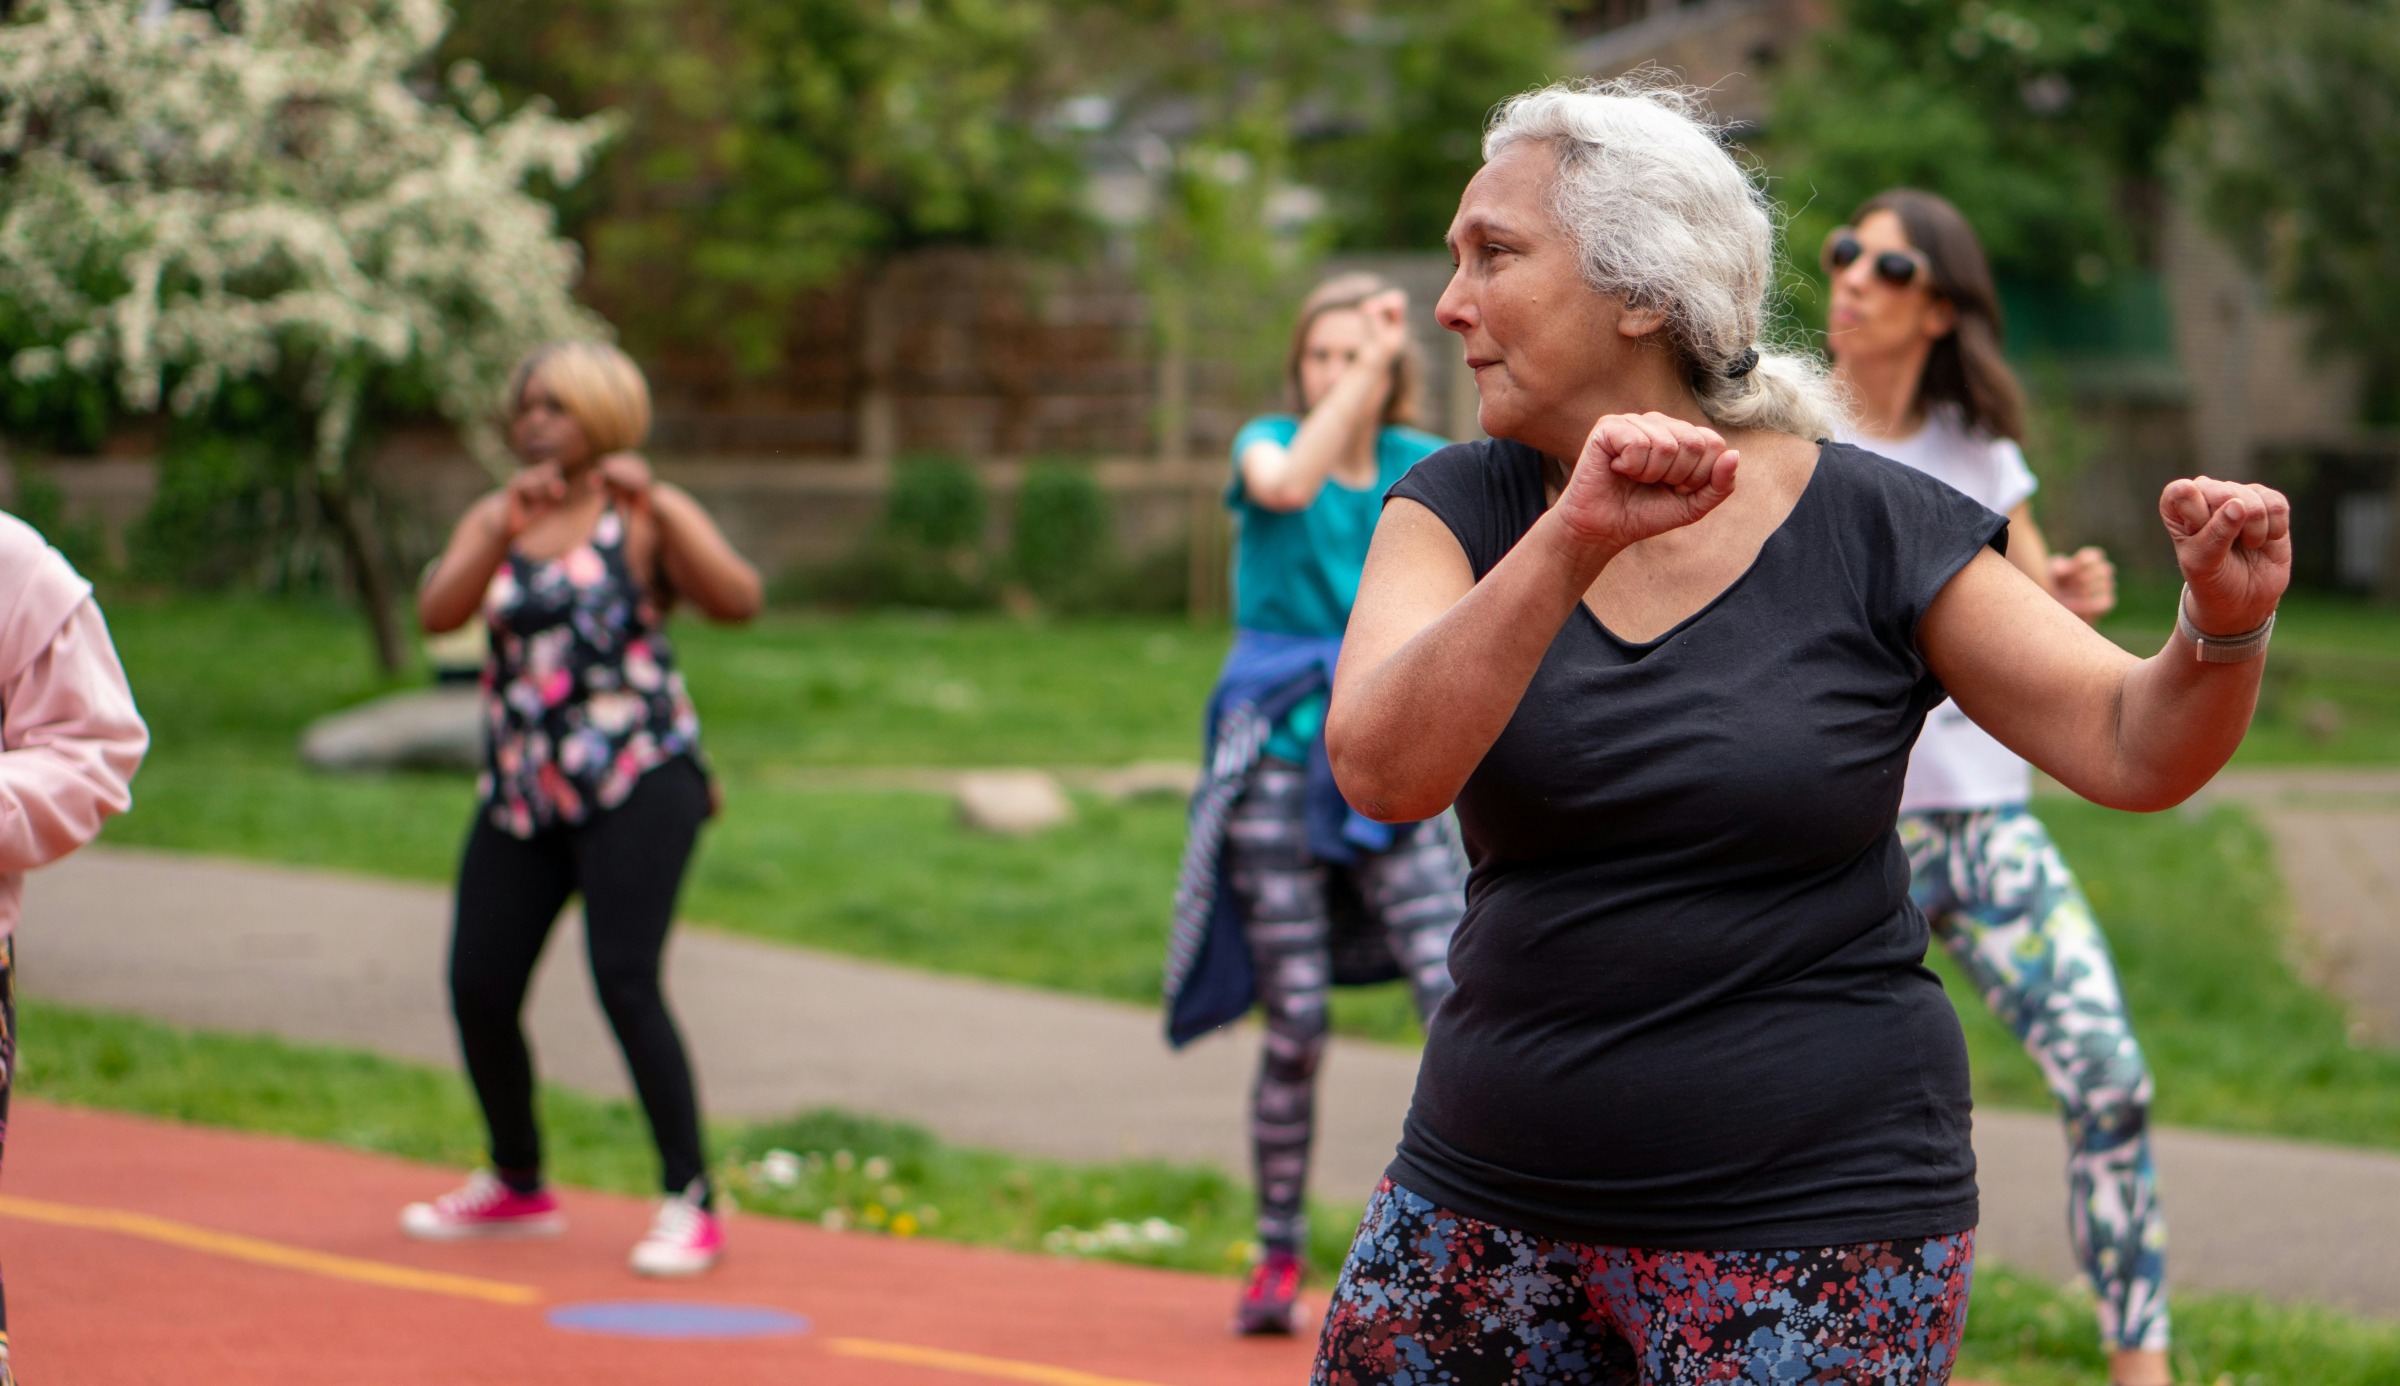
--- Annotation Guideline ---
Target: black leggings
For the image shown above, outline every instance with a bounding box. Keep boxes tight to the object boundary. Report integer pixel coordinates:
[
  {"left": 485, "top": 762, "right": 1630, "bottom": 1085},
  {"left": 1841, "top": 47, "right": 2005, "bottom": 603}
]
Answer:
[{"left": 449, "top": 756, "right": 711, "bottom": 1196}]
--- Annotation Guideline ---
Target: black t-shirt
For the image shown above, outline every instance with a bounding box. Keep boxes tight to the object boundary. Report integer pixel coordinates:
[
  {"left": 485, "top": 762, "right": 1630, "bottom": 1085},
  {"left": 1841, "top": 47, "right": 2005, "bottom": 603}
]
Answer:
[{"left": 1381, "top": 438, "right": 2006, "bottom": 1250}]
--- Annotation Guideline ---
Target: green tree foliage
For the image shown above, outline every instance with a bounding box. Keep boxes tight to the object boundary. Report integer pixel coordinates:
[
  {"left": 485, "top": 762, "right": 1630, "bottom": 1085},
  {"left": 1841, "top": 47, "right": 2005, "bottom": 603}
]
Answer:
[
  {"left": 0, "top": 0, "right": 612, "bottom": 669},
  {"left": 1766, "top": 0, "right": 2211, "bottom": 289},
  {"left": 2189, "top": 0, "right": 2400, "bottom": 426},
  {"left": 1302, "top": 0, "right": 1566, "bottom": 252},
  {"left": 448, "top": 0, "right": 1091, "bottom": 371},
  {"left": 445, "top": 0, "right": 1569, "bottom": 378}
]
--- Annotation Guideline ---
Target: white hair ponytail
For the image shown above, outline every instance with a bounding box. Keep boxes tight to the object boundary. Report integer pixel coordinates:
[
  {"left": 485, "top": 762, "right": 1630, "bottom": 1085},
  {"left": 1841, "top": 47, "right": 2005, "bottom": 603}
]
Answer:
[{"left": 1483, "top": 78, "right": 1849, "bottom": 441}]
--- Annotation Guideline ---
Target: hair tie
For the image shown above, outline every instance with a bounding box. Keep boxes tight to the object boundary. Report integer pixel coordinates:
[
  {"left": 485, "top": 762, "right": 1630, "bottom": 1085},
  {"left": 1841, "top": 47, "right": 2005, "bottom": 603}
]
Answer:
[{"left": 1723, "top": 347, "right": 1760, "bottom": 380}]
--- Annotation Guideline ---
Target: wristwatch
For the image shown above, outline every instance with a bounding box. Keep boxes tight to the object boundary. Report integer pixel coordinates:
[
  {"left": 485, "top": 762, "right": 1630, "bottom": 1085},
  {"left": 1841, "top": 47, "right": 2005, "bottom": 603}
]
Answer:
[{"left": 2177, "top": 583, "right": 2275, "bottom": 664}]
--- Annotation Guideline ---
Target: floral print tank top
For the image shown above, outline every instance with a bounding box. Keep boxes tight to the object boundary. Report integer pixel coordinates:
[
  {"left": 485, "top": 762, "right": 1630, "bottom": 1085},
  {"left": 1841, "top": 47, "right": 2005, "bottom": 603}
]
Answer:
[{"left": 479, "top": 506, "right": 702, "bottom": 837}]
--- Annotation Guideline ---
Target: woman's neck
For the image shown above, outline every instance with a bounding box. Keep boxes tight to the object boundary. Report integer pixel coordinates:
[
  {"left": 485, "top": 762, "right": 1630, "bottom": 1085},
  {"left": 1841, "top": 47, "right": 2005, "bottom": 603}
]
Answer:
[
  {"left": 1835, "top": 344, "right": 1928, "bottom": 442},
  {"left": 554, "top": 461, "right": 602, "bottom": 499},
  {"left": 1520, "top": 369, "right": 1708, "bottom": 466}
]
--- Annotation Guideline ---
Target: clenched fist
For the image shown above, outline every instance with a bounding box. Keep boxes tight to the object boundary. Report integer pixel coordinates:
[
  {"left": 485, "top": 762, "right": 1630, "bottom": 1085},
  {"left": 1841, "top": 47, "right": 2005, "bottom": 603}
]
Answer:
[
  {"left": 2159, "top": 476, "right": 2290, "bottom": 635},
  {"left": 2049, "top": 546, "right": 2115, "bottom": 625},
  {"left": 1552, "top": 412, "right": 1740, "bottom": 555}
]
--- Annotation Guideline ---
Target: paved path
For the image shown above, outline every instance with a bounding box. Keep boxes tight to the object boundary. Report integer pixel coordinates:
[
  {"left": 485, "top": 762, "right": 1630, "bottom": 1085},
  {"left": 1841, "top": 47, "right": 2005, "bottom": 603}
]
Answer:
[
  {"left": 25, "top": 845, "right": 2400, "bottom": 1320},
  {"left": 2205, "top": 769, "right": 2400, "bottom": 1045},
  {"left": 1, "top": 1099, "right": 1323, "bottom": 1383}
]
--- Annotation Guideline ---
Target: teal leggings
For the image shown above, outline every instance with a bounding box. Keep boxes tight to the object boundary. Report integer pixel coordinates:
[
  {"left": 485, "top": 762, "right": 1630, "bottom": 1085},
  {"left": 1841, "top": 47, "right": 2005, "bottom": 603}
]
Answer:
[{"left": 1901, "top": 806, "right": 2169, "bottom": 1354}]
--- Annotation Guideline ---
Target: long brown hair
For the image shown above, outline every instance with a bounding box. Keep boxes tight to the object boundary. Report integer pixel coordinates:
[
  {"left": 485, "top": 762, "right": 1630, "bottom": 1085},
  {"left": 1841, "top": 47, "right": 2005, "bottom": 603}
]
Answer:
[
  {"left": 1283, "top": 272, "right": 1424, "bottom": 428},
  {"left": 1853, "top": 189, "right": 2026, "bottom": 443}
]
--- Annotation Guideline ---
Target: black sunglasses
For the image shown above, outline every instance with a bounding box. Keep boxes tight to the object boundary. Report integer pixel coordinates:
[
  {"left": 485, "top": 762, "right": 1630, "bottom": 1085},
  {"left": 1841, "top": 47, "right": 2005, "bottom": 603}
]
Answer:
[{"left": 1822, "top": 230, "right": 1932, "bottom": 290}]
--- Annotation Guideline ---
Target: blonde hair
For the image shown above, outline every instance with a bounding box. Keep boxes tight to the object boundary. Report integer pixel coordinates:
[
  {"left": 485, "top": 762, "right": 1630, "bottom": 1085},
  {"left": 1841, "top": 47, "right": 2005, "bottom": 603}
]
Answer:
[
  {"left": 1483, "top": 79, "right": 1847, "bottom": 440},
  {"left": 507, "top": 340, "right": 653, "bottom": 456},
  {"left": 1283, "top": 272, "right": 1425, "bottom": 428}
]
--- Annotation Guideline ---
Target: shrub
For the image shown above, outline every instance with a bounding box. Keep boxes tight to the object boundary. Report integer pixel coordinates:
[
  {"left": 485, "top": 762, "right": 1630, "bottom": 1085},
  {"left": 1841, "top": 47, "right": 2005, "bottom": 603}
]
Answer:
[
  {"left": 1010, "top": 460, "right": 1110, "bottom": 604},
  {"left": 5, "top": 462, "right": 107, "bottom": 576},
  {"left": 886, "top": 453, "right": 988, "bottom": 550},
  {"left": 127, "top": 424, "right": 321, "bottom": 592},
  {"left": 776, "top": 453, "right": 996, "bottom": 610}
]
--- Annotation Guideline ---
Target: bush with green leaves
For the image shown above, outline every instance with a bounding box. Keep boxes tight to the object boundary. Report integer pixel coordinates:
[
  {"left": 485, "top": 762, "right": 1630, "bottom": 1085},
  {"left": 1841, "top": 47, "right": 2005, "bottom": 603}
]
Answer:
[
  {"left": 886, "top": 453, "right": 989, "bottom": 552},
  {"left": 1009, "top": 460, "right": 1110, "bottom": 605},
  {"left": 3, "top": 460, "right": 104, "bottom": 575},
  {"left": 1766, "top": 0, "right": 2211, "bottom": 295},
  {"left": 785, "top": 453, "right": 997, "bottom": 611}
]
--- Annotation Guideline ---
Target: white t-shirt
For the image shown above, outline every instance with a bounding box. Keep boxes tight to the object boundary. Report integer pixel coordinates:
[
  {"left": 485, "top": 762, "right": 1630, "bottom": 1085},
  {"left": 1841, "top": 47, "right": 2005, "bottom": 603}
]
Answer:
[{"left": 1840, "top": 408, "right": 2039, "bottom": 813}]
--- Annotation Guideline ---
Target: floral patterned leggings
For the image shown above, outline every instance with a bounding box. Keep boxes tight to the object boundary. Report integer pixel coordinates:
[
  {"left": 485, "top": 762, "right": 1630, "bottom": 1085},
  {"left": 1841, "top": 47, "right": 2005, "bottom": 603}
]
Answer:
[
  {"left": 1314, "top": 1180, "right": 1975, "bottom": 1385},
  {"left": 1226, "top": 761, "right": 1462, "bottom": 1251},
  {"left": 1901, "top": 806, "right": 2168, "bottom": 1353}
]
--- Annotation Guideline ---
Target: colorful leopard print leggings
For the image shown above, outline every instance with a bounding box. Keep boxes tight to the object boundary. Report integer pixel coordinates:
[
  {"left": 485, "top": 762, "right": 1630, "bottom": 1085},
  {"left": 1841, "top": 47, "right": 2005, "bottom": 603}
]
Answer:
[
  {"left": 1901, "top": 806, "right": 2168, "bottom": 1353},
  {"left": 1225, "top": 761, "right": 1462, "bottom": 1252},
  {"left": 1315, "top": 1180, "right": 1976, "bottom": 1384}
]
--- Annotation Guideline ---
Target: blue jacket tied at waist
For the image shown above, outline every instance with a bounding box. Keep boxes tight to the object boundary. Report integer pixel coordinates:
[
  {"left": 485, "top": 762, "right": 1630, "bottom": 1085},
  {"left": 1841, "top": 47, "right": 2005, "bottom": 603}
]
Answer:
[{"left": 1162, "top": 630, "right": 1417, "bottom": 1048}]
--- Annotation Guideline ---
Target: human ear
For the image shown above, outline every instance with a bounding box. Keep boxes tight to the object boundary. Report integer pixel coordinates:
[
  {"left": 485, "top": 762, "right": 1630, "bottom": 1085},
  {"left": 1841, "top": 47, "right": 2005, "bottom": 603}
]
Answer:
[
  {"left": 1922, "top": 296, "right": 1958, "bottom": 342},
  {"left": 1616, "top": 303, "right": 1671, "bottom": 340}
]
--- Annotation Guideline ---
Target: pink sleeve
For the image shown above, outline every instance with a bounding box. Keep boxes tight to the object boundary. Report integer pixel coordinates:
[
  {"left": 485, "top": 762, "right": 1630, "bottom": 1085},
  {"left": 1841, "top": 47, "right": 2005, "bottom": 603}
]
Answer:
[{"left": 0, "top": 598, "right": 148, "bottom": 873}]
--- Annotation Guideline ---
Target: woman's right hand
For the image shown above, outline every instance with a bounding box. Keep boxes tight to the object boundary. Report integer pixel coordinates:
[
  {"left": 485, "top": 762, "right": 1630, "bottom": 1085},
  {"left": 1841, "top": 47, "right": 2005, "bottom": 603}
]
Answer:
[
  {"left": 1553, "top": 412, "right": 1740, "bottom": 555},
  {"left": 1359, "top": 288, "right": 1411, "bottom": 364},
  {"left": 501, "top": 462, "right": 567, "bottom": 538}
]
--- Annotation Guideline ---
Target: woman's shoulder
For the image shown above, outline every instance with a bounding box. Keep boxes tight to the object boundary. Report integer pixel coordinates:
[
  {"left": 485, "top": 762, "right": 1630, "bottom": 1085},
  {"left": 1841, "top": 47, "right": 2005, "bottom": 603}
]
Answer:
[
  {"left": 1817, "top": 438, "right": 1990, "bottom": 513},
  {"left": 1386, "top": 438, "right": 1546, "bottom": 577},
  {"left": 1389, "top": 436, "right": 1538, "bottom": 498},
  {"left": 1231, "top": 414, "right": 1302, "bottom": 457},
  {"left": 1809, "top": 440, "right": 2010, "bottom": 596}
]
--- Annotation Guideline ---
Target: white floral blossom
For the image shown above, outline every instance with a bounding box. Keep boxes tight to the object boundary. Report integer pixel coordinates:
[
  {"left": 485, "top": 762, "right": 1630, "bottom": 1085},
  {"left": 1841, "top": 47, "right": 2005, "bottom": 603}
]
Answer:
[{"left": 0, "top": 0, "right": 616, "bottom": 475}]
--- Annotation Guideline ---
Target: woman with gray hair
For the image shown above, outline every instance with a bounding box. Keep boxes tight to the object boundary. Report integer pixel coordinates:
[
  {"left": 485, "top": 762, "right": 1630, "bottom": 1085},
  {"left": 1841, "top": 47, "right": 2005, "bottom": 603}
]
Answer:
[{"left": 1312, "top": 81, "right": 2287, "bottom": 1382}]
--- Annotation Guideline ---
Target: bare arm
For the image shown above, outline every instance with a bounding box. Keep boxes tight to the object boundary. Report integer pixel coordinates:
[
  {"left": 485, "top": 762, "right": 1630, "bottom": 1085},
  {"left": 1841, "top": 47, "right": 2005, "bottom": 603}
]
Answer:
[
  {"left": 2001, "top": 500, "right": 2053, "bottom": 588},
  {"left": 1924, "top": 477, "right": 2289, "bottom": 812},
  {"left": 1239, "top": 290, "right": 1410, "bottom": 512},
  {"left": 646, "top": 481, "right": 764, "bottom": 622},
  {"left": 594, "top": 454, "right": 760, "bottom": 621},
  {"left": 2005, "top": 500, "right": 2116, "bottom": 626},
  {"left": 418, "top": 493, "right": 522, "bottom": 634},
  {"left": 1329, "top": 414, "right": 1738, "bottom": 821}
]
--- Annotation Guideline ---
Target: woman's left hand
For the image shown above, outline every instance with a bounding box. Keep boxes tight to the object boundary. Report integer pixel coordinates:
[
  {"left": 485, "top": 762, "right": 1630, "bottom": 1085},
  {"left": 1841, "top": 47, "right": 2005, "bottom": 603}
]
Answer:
[
  {"left": 2048, "top": 546, "right": 2116, "bottom": 625},
  {"left": 2159, "top": 476, "right": 2291, "bottom": 634},
  {"left": 597, "top": 451, "right": 655, "bottom": 510}
]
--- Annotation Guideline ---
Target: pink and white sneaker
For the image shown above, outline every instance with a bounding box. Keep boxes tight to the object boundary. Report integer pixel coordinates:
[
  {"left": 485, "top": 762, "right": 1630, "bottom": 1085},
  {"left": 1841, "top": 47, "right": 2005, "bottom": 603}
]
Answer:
[
  {"left": 629, "top": 1183, "right": 723, "bottom": 1277},
  {"left": 400, "top": 1170, "right": 565, "bottom": 1240}
]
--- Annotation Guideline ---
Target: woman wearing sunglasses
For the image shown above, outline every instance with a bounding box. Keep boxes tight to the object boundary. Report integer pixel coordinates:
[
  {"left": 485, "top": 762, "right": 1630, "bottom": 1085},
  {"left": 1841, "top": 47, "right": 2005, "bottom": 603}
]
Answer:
[{"left": 1824, "top": 189, "right": 2171, "bottom": 1386}]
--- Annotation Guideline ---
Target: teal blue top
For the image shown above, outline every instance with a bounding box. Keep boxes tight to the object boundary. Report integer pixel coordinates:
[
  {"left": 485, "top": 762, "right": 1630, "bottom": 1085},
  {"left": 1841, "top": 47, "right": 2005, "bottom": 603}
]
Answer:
[{"left": 1227, "top": 414, "right": 1450, "bottom": 761}]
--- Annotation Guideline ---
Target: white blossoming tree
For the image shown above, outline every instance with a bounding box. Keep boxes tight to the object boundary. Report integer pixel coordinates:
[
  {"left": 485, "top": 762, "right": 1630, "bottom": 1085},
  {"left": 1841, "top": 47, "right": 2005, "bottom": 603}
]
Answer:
[{"left": 0, "top": 0, "right": 615, "bottom": 669}]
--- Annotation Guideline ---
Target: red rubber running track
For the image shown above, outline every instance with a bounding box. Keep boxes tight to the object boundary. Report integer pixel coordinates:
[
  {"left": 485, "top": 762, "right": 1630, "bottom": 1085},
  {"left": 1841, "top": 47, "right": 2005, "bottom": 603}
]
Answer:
[{"left": 0, "top": 1100, "right": 1322, "bottom": 1384}]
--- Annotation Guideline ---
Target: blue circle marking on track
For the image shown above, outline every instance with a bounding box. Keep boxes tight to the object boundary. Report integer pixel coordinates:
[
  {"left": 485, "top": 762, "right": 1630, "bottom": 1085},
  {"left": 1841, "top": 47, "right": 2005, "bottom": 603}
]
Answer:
[{"left": 546, "top": 1301, "right": 812, "bottom": 1340}]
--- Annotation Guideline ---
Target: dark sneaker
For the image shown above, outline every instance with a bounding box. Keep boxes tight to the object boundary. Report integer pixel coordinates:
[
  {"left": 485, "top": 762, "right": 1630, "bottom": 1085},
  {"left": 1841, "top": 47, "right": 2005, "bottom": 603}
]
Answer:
[{"left": 1233, "top": 1246, "right": 1302, "bottom": 1335}]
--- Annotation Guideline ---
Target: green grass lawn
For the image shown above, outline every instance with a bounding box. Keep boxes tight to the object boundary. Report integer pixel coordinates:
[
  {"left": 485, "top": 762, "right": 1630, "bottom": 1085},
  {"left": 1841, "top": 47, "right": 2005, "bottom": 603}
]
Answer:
[
  {"left": 2099, "top": 579, "right": 2400, "bottom": 766},
  {"left": 1937, "top": 798, "right": 2400, "bottom": 1151},
  {"left": 91, "top": 593, "right": 2400, "bottom": 1145},
  {"left": 20, "top": 997, "right": 2400, "bottom": 1386}
]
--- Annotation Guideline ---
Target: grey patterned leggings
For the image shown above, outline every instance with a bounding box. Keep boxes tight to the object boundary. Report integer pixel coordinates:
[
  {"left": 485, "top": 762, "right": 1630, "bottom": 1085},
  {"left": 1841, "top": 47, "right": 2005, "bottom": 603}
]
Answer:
[
  {"left": 1902, "top": 806, "right": 2168, "bottom": 1353},
  {"left": 1225, "top": 761, "right": 1464, "bottom": 1251}
]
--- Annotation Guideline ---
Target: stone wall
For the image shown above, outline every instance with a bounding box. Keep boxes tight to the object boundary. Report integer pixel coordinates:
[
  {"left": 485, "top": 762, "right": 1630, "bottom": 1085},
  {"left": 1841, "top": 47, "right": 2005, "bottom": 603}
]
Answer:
[{"left": 13, "top": 438, "right": 1221, "bottom": 589}]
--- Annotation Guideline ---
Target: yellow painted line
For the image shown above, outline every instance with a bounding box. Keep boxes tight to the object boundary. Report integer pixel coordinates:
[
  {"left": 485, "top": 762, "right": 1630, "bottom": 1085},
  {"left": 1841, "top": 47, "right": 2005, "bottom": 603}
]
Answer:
[
  {"left": 0, "top": 1194, "right": 541, "bottom": 1306},
  {"left": 827, "top": 1338, "right": 1173, "bottom": 1386}
]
